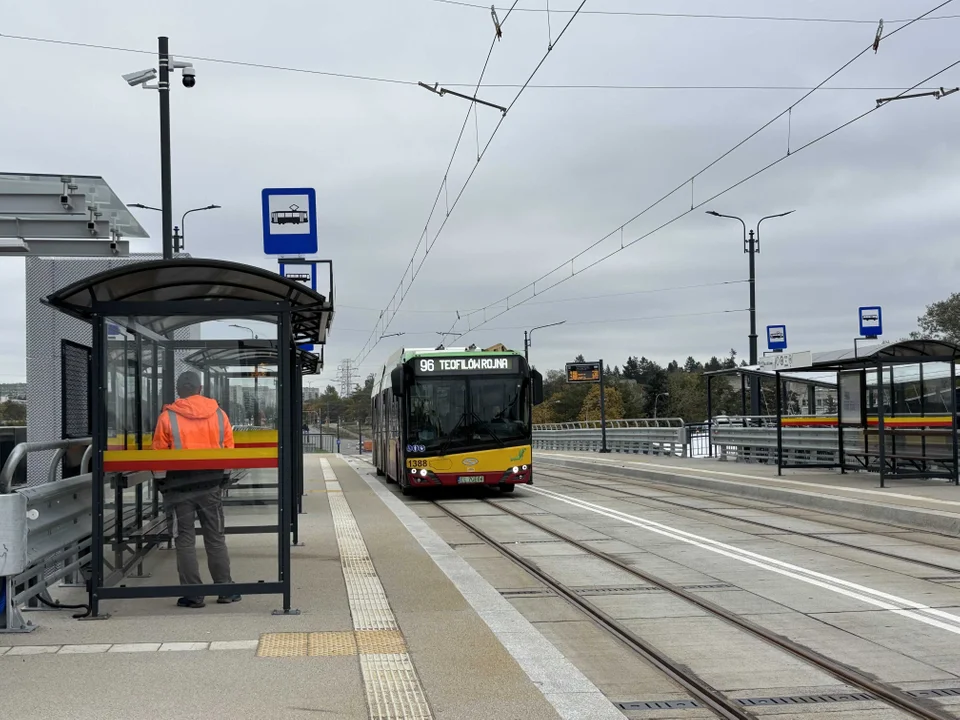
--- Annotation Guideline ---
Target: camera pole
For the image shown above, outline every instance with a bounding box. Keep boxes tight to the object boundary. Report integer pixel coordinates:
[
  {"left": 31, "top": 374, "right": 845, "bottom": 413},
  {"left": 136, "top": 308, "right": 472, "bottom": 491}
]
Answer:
[{"left": 158, "top": 36, "right": 173, "bottom": 261}]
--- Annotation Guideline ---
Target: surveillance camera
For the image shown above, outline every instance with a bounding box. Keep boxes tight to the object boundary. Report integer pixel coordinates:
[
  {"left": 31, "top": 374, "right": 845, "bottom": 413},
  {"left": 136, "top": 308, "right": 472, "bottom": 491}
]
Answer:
[
  {"left": 181, "top": 66, "right": 196, "bottom": 88},
  {"left": 122, "top": 68, "right": 157, "bottom": 87}
]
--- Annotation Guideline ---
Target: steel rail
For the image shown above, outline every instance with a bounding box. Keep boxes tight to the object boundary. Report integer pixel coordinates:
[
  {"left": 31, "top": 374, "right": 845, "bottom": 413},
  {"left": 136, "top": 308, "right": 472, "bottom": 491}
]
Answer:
[
  {"left": 537, "top": 467, "right": 960, "bottom": 576},
  {"left": 462, "top": 496, "right": 955, "bottom": 720},
  {"left": 432, "top": 500, "right": 757, "bottom": 720}
]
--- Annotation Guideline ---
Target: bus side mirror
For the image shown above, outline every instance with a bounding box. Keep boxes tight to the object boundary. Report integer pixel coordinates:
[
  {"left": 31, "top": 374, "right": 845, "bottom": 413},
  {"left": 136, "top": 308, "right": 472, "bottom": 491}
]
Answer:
[
  {"left": 531, "top": 370, "right": 544, "bottom": 405},
  {"left": 391, "top": 367, "right": 404, "bottom": 397}
]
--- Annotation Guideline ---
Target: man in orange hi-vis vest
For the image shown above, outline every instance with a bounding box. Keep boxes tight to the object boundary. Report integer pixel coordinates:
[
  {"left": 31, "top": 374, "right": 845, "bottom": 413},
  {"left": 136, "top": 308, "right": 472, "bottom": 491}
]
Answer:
[{"left": 153, "top": 371, "right": 240, "bottom": 609}]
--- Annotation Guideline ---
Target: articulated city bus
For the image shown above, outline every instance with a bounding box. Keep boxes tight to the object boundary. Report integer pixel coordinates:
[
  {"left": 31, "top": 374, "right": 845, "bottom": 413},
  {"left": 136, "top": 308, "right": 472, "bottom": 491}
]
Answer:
[{"left": 371, "top": 345, "right": 543, "bottom": 495}]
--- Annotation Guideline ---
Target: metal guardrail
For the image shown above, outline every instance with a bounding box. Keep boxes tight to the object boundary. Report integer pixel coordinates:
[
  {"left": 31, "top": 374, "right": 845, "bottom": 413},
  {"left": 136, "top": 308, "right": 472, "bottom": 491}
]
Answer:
[
  {"left": 0, "top": 438, "right": 164, "bottom": 633},
  {"left": 0, "top": 437, "right": 92, "bottom": 493},
  {"left": 303, "top": 432, "right": 336, "bottom": 454},
  {"left": 533, "top": 419, "right": 687, "bottom": 457},
  {"left": 711, "top": 426, "right": 839, "bottom": 465}
]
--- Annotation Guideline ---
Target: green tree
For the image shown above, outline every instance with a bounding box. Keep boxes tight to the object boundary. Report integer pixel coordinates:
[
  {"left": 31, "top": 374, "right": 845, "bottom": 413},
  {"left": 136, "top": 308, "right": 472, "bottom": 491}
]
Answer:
[
  {"left": 914, "top": 292, "right": 960, "bottom": 342},
  {"left": 578, "top": 384, "right": 624, "bottom": 421}
]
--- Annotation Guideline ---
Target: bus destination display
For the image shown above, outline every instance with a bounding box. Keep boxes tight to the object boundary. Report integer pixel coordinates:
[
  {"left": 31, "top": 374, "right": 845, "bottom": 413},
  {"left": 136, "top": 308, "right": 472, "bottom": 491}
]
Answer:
[
  {"left": 565, "top": 362, "right": 601, "bottom": 383},
  {"left": 413, "top": 355, "right": 518, "bottom": 375}
]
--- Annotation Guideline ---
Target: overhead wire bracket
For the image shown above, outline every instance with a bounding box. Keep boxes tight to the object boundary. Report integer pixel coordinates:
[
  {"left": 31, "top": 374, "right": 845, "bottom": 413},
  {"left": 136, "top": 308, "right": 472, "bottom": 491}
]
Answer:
[
  {"left": 491, "top": 6, "right": 503, "bottom": 40},
  {"left": 418, "top": 81, "right": 508, "bottom": 115},
  {"left": 876, "top": 86, "right": 958, "bottom": 107},
  {"left": 873, "top": 19, "right": 884, "bottom": 53}
]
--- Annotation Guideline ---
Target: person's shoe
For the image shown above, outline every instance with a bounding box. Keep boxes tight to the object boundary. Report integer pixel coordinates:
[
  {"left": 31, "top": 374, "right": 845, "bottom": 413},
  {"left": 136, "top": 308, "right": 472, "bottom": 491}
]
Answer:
[
  {"left": 177, "top": 597, "right": 205, "bottom": 608},
  {"left": 217, "top": 594, "right": 242, "bottom": 604}
]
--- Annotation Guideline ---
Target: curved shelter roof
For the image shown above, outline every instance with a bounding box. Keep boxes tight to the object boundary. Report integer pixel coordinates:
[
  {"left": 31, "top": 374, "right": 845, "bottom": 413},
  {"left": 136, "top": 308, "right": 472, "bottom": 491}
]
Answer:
[
  {"left": 42, "top": 258, "right": 333, "bottom": 344},
  {"left": 185, "top": 343, "right": 321, "bottom": 375},
  {"left": 808, "top": 339, "right": 960, "bottom": 368}
]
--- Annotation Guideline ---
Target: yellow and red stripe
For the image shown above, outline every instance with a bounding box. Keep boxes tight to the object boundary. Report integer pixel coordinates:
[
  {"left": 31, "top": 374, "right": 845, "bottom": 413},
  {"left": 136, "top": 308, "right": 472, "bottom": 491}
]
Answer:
[
  {"left": 780, "top": 415, "right": 953, "bottom": 428},
  {"left": 104, "top": 448, "right": 278, "bottom": 472}
]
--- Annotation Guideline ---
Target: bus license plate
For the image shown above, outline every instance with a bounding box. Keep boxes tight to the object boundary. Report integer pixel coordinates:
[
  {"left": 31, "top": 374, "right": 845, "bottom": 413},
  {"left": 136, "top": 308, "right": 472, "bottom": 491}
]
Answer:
[{"left": 457, "top": 475, "right": 485, "bottom": 484}]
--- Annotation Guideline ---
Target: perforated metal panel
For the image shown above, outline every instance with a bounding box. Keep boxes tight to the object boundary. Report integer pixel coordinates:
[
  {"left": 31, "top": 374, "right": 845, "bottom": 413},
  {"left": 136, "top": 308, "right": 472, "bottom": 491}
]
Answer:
[{"left": 25, "top": 254, "right": 166, "bottom": 485}]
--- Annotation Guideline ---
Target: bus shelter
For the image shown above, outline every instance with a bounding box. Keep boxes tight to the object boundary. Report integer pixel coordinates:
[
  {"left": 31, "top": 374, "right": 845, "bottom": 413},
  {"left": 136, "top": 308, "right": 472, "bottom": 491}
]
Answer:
[
  {"left": 184, "top": 342, "right": 322, "bottom": 540},
  {"left": 43, "top": 258, "right": 333, "bottom": 617},
  {"left": 774, "top": 340, "right": 960, "bottom": 487}
]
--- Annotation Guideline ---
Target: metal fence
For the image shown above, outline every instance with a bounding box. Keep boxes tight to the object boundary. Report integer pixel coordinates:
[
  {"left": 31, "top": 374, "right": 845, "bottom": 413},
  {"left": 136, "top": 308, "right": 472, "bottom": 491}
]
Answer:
[
  {"left": 303, "top": 432, "right": 336, "bottom": 454},
  {"left": 533, "top": 418, "right": 687, "bottom": 457},
  {"left": 532, "top": 416, "right": 847, "bottom": 466}
]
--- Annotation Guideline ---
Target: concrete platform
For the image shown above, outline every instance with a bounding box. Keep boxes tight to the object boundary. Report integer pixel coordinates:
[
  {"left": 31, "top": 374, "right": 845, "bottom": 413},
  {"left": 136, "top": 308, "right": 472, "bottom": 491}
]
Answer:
[
  {"left": 0, "top": 455, "right": 620, "bottom": 720},
  {"left": 538, "top": 451, "right": 960, "bottom": 536}
]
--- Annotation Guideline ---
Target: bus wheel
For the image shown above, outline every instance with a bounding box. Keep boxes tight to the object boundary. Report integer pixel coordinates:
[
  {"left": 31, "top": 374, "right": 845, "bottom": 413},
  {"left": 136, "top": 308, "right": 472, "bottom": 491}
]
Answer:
[
  {"left": 499, "top": 483, "right": 515, "bottom": 493},
  {"left": 376, "top": 466, "right": 385, "bottom": 477},
  {"left": 385, "top": 472, "right": 396, "bottom": 484},
  {"left": 400, "top": 481, "right": 414, "bottom": 496}
]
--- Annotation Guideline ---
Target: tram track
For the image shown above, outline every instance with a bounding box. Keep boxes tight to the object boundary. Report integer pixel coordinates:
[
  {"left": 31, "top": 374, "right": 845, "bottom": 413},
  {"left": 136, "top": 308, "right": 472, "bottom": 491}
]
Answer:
[
  {"left": 537, "top": 465, "right": 960, "bottom": 578},
  {"left": 433, "top": 496, "right": 957, "bottom": 720}
]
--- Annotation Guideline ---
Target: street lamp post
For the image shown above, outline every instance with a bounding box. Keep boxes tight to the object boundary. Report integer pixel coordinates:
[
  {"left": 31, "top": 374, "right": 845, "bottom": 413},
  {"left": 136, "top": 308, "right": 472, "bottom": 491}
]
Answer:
[
  {"left": 130, "top": 203, "right": 220, "bottom": 254},
  {"left": 654, "top": 392, "right": 670, "bottom": 419},
  {"left": 523, "top": 321, "right": 566, "bottom": 364},
  {"left": 122, "top": 36, "right": 197, "bottom": 260},
  {"left": 706, "top": 210, "right": 794, "bottom": 416},
  {"left": 231, "top": 324, "right": 260, "bottom": 424}
]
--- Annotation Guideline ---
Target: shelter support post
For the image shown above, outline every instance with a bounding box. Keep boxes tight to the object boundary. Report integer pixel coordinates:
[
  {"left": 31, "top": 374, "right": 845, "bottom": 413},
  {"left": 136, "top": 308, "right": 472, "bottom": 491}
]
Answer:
[
  {"left": 274, "top": 312, "right": 299, "bottom": 615},
  {"left": 775, "top": 370, "right": 783, "bottom": 476},
  {"left": 876, "top": 358, "right": 886, "bottom": 488},
  {"left": 952, "top": 361, "right": 959, "bottom": 486},
  {"left": 87, "top": 315, "right": 108, "bottom": 621},
  {"left": 740, "top": 374, "right": 746, "bottom": 416},
  {"left": 706, "top": 375, "right": 713, "bottom": 458}
]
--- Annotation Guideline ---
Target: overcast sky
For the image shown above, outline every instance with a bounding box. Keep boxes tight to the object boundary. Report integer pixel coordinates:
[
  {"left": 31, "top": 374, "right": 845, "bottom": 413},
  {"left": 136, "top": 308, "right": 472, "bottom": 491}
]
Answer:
[{"left": 1, "top": 0, "right": 958, "bottom": 389}]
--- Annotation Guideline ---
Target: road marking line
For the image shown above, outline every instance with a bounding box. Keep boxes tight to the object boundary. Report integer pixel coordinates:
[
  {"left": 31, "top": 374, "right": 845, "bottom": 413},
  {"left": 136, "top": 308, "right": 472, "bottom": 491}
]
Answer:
[
  {"left": 327, "top": 463, "right": 433, "bottom": 719},
  {"left": 346, "top": 457, "right": 628, "bottom": 720},
  {"left": 545, "top": 452, "right": 960, "bottom": 508},
  {"left": 528, "top": 485, "right": 960, "bottom": 635}
]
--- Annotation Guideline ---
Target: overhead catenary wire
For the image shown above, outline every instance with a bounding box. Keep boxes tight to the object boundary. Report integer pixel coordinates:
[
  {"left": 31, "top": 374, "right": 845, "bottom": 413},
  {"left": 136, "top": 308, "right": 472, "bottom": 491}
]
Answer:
[
  {"left": 350, "top": 0, "right": 521, "bottom": 367},
  {"left": 449, "top": 57, "right": 960, "bottom": 344},
  {"left": 429, "top": 0, "right": 960, "bottom": 25},
  {"left": 2, "top": 32, "right": 949, "bottom": 96},
  {"left": 354, "top": 0, "right": 589, "bottom": 367},
  {"left": 340, "top": 278, "right": 747, "bottom": 315},
  {"left": 441, "top": 0, "right": 956, "bottom": 342}
]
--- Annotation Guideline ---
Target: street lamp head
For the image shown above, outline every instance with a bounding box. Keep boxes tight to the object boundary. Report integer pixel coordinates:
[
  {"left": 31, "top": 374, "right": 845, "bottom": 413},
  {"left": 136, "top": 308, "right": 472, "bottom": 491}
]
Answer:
[{"left": 705, "top": 210, "right": 721, "bottom": 217}]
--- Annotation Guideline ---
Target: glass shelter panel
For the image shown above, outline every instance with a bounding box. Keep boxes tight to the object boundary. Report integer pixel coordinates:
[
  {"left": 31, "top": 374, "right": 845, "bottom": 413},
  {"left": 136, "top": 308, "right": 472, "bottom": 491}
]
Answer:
[{"left": 98, "top": 316, "right": 283, "bottom": 596}]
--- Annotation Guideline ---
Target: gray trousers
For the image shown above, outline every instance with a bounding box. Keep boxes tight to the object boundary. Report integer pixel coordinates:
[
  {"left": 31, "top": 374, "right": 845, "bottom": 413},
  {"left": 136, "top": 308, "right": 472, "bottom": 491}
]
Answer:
[{"left": 166, "top": 486, "right": 233, "bottom": 594}]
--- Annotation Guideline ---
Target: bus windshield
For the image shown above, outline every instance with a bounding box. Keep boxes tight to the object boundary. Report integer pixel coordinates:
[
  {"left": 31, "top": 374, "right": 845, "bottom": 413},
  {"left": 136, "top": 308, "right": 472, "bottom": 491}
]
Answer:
[{"left": 406, "top": 375, "right": 529, "bottom": 454}]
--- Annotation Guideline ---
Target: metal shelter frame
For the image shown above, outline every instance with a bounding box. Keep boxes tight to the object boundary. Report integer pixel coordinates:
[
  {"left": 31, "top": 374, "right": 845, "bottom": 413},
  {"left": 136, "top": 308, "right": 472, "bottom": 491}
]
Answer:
[
  {"left": 42, "top": 258, "right": 333, "bottom": 618},
  {"left": 774, "top": 339, "right": 960, "bottom": 487},
  {"left": 702, "top": 365, "right": 836, "bottom": 457}
]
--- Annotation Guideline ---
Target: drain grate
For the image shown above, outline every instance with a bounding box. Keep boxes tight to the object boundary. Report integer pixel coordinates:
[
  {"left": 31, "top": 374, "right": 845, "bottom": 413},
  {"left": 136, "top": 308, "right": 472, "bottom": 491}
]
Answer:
[
  {"left": 574, "top": 586, "right": 658, "bottom": 595},
  {"left": 619, "top": 691, "right": 880, "bottom": 711},
  {"left": 499, "top": 588, "right": 556, "bottom": 598},
  {"left": 515, "top": 539, "right": 565, "bottom": 544},
  {"left": 681, "top": 583, "right": 735, "bottom": 590},
  {"left": 737, "top": 693, "right": 873, "bottom": 706},
  {"left": 909, "top": 687, "right": 960, "bottom": 699},
  {"left": 617, "top": 700, "right": 700, "bottom": 710}
]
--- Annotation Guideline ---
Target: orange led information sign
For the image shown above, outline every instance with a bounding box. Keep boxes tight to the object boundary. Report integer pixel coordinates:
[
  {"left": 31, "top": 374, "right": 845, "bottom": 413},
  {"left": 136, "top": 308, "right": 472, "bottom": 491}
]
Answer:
[{"left": 565, "top": 361, "right": 601, "bottom": 383}]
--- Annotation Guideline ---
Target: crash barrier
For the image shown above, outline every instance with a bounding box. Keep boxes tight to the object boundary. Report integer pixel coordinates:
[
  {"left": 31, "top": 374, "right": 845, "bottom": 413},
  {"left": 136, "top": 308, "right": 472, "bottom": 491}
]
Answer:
[
  {"left": 0, "top": 439, "right": 105, "bottom": 632},
  {"left": 533, "top": 419, "right": 688, "bottom": 457}
]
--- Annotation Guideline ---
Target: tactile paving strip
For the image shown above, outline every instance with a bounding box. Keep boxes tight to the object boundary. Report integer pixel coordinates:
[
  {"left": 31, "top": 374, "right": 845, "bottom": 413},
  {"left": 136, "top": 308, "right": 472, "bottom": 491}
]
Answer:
[
  {"left": 256, "top": 631, "right": 407, "bottom": 658},
  {"left": 327, "top": 464, "right": 433, "bottom": 719}
]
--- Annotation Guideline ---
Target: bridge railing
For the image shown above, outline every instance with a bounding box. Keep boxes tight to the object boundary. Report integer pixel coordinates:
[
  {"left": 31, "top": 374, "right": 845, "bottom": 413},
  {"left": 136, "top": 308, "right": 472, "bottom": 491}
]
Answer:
[
  {"left": 533, "top": 419, "right": 687, "bottom": 457},
  {"left": 533, "top": 418, "right": 845, "bottom": 466}
]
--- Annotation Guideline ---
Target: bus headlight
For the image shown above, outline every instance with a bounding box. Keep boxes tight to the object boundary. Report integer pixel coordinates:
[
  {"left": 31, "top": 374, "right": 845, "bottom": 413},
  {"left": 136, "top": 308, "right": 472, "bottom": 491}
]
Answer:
[
  {"left": 512, "top": 466, "right": 519, "bottom": 474},
  {"left": 419, "top": 468, "right": 428, "bottom": 477}
]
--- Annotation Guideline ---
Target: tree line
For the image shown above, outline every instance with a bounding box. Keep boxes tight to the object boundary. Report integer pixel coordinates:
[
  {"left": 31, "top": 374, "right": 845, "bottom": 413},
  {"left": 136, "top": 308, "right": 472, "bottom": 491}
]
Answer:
[{"left": 533, "top": 350, "right": 749, "bottom": 425}]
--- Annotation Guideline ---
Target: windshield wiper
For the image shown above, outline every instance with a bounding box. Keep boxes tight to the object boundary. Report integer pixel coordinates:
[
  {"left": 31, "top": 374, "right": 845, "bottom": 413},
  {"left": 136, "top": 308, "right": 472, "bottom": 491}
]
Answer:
[
  {"left": 436, "top": 411, "right": 471, "bottom": 457},
  {"left": 467, "top": 409, "right": 506, "bottom": 448}
]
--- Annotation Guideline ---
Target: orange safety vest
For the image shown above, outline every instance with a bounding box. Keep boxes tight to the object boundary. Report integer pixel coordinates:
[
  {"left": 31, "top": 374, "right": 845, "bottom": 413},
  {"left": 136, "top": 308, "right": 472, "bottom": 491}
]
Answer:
[{"left": 153, "top": 395, "right": 235, "bottom": 451}]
